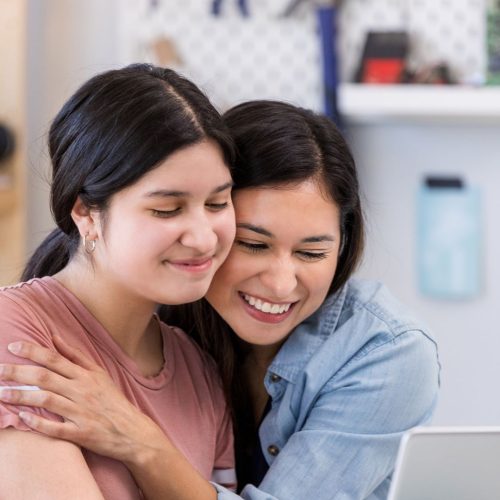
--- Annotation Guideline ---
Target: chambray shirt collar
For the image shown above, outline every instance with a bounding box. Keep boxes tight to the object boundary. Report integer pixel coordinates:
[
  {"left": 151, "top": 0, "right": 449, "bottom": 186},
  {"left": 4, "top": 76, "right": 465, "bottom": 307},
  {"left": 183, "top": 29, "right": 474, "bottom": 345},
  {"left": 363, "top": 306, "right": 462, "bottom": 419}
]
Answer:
[{"left": 267, "top": 284, "right": 348, "bottom": 384}]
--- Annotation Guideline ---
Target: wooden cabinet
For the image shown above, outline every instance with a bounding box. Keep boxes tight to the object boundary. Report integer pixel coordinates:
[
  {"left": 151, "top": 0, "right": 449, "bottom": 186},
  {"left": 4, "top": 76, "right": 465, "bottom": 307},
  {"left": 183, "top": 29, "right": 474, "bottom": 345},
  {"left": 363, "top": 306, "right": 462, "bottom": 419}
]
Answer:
[{"left": 0, "top": 0, "right": 27, "bottom": 285}]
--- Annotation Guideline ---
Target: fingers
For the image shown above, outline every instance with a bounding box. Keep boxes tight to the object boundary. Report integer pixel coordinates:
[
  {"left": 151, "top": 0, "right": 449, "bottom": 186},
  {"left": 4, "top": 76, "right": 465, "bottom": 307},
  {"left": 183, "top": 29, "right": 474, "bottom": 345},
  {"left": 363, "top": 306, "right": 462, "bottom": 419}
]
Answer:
[
  {"left": 0, "top": 363, "right": 69, "bottom": 393},
  {"left": 18, "top": 411, "right": 79, "bottom": 442},
  {"left": 0, "top": 386, "right": 76, "bottom": 419},
  {"left": 7, "top": 342, "right": 80, "bottom": 379},
  {"left": 52, "top": 335, "right": 100, "bottom": 371}
]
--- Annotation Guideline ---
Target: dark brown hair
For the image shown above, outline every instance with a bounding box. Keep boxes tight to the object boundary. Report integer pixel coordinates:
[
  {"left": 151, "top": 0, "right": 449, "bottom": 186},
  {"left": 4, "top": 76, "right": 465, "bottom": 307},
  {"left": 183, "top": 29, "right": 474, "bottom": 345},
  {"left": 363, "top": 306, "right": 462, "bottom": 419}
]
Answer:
[
  {"left": 22, "top": 64, "right": 234, "bottom": 280},
  {"left": 161, "top": 100, "right": 364, "bottom": 488}
]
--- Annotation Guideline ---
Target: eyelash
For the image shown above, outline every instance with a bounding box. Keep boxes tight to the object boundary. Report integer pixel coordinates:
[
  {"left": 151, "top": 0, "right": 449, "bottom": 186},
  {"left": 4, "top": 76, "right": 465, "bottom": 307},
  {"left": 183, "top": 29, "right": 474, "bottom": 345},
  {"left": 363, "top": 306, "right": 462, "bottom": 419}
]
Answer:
[
  {"left": 151, "top": 208, "right": 180, "bottom": 218},
  {"left": 151, "top": 202, "right": 229, "bottom": 218},
  {"left": 236, "top": 241, "right": 268, "bottom": 253},
  {"left": 206, "top": 202, "right": 229, "bottom": 211},
  {"left": 297, "top": 251, "right": 328, "bottom": 261},
  {"left": 236, "top": 241, "right": 328, "bottom": 261}
]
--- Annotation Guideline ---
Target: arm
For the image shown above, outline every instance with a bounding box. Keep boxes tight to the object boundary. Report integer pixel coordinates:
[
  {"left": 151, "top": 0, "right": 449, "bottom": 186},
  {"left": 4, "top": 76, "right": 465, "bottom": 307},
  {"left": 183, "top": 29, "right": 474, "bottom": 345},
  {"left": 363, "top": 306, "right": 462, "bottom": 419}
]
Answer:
[
  {"left": 0, "top": 330, "right": 438, "bottom": 500},
  {"left": 0, "top": 428, "right": 104, "bottom": 499},
  {"left": 0, "top": 294, "right": 104, "bottom": 499},
  {"left": 0, "top": 329, "right": 438, "bottom": 500},
  {"left": 0, "top": 336, "right": 223, "bottom": 500}
]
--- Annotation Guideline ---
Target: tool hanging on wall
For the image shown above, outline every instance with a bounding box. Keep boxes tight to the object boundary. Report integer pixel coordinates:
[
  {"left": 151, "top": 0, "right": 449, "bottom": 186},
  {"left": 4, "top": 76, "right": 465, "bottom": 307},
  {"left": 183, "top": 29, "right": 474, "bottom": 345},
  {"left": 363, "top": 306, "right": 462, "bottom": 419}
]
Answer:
[
  {"left": 417, "top": 176, "right": 482, "bottom": 300},
  {"left": 0, "top": 124, "right": 14, "bottom": 163},
  {"left": 211, "top": 0, "right": 249, "bottom": 17},
  {"left": 150, "top": 36, "right": 183, "bottom": 67},
  {"left": 282, "top": 0, "right": 341, "bottom": 124},
  {"left": 317, "top": 2, "right": 339, "bottom": 124},
  {"left": 280, "top": 0, "right": 308, "bottom": 17}
]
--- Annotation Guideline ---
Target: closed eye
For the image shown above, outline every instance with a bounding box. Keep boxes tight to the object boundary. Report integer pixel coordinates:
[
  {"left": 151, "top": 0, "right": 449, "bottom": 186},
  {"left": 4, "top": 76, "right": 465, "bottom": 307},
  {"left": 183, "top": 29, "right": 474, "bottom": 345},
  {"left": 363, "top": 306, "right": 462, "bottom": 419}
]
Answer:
[
  {"left": 206, "top": 202, "right": 229, "bottom": 211},
  {"left": 296, "top": 251, "right": 328, "bottom": 261},
  {"left": 236, "top": 240, "right": 268, "bottom": 253},
  {"left": 151, "top": 208, "right": 181, "bottom": 218}
]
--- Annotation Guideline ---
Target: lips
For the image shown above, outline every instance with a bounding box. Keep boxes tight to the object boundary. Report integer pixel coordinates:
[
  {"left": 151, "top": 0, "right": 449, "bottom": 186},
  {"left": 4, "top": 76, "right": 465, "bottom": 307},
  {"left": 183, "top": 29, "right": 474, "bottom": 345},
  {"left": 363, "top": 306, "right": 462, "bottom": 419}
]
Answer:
[
  {"left": 167, "top": 257, "right": 214, "bottom": 273},
  {"left": 239, "top": 292, "right": 297, "bottom": 323}
]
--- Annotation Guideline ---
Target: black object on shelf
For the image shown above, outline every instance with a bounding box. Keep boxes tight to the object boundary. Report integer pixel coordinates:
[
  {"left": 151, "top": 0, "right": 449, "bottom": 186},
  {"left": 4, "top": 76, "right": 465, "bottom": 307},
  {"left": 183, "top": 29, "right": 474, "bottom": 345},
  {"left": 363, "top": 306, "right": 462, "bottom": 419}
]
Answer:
[{"left": 355, "top": 31, "right": 409, "bottom": 84}]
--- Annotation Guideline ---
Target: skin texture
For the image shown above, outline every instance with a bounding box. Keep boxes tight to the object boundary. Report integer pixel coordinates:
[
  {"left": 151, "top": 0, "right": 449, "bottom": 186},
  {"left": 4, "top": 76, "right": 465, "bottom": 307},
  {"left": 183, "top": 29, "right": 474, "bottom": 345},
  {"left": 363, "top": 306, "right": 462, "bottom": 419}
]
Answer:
[
  {"left": 0, "top": 140, "right": 235, "bottom": 500},
  {"left": 81, "top": 139, "right": 235, "bottom": 309},
  {"left": 0, "top": 180, "right": 342, "bottom": 499},
  {"left": 206, "top": 181, "right": 341, "bottom": 357},
  {"left": 0, "top": 429, "right": 105, "bottom": 500}
]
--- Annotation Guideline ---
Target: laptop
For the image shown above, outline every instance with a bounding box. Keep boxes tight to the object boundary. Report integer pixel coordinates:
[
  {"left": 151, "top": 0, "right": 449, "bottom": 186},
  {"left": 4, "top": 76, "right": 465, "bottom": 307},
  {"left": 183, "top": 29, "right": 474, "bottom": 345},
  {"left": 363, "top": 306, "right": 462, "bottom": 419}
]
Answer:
[{"left": 387, "top": 426, "right": 500, "bottom": 500}]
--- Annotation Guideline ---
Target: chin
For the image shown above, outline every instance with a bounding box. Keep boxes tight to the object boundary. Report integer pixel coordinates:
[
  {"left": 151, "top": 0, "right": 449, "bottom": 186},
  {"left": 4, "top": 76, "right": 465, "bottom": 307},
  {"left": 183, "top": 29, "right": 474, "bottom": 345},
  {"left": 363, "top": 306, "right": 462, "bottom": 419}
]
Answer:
[{"left": 168, "top": 287, "right": 210, "bottom": 305}]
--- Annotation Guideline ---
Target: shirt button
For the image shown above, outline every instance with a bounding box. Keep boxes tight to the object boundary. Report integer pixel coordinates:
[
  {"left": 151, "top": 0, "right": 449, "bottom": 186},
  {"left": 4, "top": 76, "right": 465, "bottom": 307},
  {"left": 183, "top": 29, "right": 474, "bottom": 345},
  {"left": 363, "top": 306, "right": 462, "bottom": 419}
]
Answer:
[
  {"left": 270, "top": 373, "right": 281, "bottom": 382},
  {"left": 267, "top": 444, "right": 280, "bottom": 456}
]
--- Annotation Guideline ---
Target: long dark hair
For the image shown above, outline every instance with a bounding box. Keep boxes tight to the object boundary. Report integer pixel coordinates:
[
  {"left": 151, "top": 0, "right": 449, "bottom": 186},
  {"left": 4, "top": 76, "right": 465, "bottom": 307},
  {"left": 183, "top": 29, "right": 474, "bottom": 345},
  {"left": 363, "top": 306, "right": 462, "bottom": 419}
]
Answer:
[
  {"left": 22, "top": 64, "right": 234, "bottom": 281},
  {"left": 162, "top": 101, "right": 364, "bottom": 487}
]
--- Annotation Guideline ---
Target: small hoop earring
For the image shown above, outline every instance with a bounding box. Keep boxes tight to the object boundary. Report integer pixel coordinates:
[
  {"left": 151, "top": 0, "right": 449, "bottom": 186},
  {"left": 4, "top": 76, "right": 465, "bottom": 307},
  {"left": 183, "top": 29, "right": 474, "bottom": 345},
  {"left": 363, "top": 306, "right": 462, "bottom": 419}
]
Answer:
[{"left": 83, "top": 234, "right": 96, "bottom": 254}]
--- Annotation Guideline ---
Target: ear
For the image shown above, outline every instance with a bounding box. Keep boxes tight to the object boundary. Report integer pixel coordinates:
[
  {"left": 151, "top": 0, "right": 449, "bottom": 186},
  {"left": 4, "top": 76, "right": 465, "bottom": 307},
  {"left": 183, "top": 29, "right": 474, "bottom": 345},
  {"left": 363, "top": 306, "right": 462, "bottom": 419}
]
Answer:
[{"left": 70, "top": 197, "right": 99, "bottom": 239}]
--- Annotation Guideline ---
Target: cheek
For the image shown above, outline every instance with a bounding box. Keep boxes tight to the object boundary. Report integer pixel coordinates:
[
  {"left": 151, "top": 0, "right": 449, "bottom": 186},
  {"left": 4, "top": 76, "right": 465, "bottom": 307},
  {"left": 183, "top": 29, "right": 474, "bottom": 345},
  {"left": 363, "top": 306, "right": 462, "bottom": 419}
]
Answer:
[
  {"left": 305, "top": 260, "right": 338, "bottom": 300},
  {"left": 207, "top": 250, "right": 245, "bottom": 298},
  {"left": 216, "top": 210, "right": 237, "bottom": 251}
]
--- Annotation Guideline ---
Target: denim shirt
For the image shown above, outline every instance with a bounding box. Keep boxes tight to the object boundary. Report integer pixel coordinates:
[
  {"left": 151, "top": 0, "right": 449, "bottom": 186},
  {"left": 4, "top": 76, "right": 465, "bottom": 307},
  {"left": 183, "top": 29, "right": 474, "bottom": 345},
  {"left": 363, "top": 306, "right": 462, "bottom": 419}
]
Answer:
[{"left": 214, "top": 279, "right": 440, "bottom": 500}]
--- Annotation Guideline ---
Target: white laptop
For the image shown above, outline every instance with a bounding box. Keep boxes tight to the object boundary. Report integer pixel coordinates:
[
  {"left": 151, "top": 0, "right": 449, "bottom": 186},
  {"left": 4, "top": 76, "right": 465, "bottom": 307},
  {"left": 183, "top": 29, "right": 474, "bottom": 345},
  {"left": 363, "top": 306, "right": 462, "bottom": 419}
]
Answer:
[{"left": 387, "top": 426, "right": 500, "bottom": 500}]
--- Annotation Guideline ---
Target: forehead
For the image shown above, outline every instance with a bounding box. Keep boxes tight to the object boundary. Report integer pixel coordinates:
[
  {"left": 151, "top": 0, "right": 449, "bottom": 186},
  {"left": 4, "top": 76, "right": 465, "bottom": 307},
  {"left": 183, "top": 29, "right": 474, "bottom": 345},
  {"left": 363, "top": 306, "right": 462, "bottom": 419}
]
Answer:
[
  {"left": 118, "top": 140, "right": 231, "bottom": 196},
  {"left": 233, "top": 181, "right": 340, "bottom": 234}
]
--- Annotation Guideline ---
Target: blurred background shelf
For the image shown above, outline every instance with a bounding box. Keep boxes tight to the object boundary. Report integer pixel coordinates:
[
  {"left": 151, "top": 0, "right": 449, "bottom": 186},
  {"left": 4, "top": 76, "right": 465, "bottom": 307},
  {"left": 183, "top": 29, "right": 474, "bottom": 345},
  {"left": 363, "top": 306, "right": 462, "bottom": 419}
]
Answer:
[{"left": 338, "top": 84, "right": 500, "bottom": 123}]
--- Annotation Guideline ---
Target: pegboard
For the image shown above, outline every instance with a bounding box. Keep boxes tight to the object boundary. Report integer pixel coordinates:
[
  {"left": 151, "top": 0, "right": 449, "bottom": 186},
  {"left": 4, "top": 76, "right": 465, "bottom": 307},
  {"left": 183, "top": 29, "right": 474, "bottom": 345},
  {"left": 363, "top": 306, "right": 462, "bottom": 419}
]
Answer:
[{"left": 117, "top": 0, "right": 487, "bottom": 113}]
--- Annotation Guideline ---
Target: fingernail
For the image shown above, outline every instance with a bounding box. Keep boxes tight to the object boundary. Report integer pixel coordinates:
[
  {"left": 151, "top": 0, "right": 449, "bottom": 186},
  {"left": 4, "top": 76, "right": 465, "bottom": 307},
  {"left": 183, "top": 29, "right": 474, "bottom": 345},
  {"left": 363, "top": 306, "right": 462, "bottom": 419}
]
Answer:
[
  {"left": 7, "top": 342, "right": 22, "bottom": 354},
  {"left": 18, "top": 411, "right": 32, "bottom": 424}
]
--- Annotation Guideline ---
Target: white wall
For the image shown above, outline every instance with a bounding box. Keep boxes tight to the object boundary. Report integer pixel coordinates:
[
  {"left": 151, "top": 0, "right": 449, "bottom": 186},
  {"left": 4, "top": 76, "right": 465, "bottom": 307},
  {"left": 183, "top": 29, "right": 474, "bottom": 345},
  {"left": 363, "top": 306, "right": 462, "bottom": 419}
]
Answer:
[
  {"left": 26, "top": 0, "right": 121, "bottom": 253},
  {"left": 24, "top": 1, "right": 500, "bottom": 426},
  {"left": 349, "top": 121, "right": 500, "bottom": 425}
]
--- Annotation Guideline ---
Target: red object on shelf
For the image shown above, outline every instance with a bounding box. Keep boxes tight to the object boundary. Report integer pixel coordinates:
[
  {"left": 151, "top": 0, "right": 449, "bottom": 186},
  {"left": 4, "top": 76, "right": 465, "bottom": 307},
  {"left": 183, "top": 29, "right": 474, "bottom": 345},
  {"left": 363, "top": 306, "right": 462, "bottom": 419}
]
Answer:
[{"left": 362, "top": 58, "right": 406, "bottom": 84}]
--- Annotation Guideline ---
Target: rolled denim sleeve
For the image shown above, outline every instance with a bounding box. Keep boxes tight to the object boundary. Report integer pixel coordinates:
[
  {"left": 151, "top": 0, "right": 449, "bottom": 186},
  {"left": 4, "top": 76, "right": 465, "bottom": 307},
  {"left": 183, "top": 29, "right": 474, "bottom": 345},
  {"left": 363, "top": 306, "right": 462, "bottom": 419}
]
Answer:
[{"left": 214, "top": 329, "right": 439, "bottom": 500}]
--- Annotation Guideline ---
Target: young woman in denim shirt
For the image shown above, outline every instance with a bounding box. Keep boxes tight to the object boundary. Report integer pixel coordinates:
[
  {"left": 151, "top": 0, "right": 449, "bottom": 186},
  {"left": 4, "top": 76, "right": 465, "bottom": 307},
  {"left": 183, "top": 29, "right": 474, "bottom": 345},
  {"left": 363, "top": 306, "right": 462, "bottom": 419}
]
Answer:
[{"left": 0, "top": 101, "right": 440, "bottom": 499}]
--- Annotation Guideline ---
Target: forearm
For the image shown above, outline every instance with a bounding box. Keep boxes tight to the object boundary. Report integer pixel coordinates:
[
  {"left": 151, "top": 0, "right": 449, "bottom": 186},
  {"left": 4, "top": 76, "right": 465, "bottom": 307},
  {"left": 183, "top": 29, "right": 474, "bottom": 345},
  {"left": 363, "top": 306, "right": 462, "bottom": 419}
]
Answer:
[{"left": 125, "top": 439, "right": 217, "bottom": 500}]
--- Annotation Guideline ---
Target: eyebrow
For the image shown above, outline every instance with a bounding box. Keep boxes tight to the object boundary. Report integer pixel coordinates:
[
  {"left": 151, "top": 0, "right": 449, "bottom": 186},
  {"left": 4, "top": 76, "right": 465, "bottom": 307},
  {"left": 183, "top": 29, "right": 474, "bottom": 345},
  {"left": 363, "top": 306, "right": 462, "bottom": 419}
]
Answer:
[
  {"left": 144, "top": 181, "right": 233, "bottom": 198},
  {"left": 237, "top": 223, "right": 335, "bottom": 243}
]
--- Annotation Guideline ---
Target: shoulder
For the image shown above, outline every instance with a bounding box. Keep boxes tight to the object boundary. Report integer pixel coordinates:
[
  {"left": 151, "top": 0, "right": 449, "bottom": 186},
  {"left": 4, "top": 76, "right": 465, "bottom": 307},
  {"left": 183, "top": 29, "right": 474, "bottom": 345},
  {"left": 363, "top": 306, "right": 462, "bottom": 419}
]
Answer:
[
  {"left": 0, "top": 279, "right": 61, "bottom": 359},
  {"left": 305, "top": 279, "right": 438, "bottom": 375},
  {"left": 310, "top": 282, "right": 439, "bottom": 422},
  {"left": 0, "top": 278, "right": 54, "bottom": 321},
  {"left": 322, "top": 278, "right": 435, "bottom": 345}
]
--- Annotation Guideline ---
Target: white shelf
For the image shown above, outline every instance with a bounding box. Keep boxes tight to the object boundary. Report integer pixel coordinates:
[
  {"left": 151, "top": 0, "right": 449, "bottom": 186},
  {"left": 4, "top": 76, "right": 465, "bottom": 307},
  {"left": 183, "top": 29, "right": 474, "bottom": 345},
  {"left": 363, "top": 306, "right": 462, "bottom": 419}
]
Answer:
[{"left": 338, "top": 84, "right": 500, "bottom": 124}]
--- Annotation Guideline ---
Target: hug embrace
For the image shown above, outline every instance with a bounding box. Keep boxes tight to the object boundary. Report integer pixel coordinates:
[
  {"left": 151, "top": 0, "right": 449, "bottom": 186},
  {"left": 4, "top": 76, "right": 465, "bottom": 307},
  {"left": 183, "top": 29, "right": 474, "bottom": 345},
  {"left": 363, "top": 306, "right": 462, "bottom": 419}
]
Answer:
[{"left": 0, "top": 64, "right": 439, "bottom": 500}]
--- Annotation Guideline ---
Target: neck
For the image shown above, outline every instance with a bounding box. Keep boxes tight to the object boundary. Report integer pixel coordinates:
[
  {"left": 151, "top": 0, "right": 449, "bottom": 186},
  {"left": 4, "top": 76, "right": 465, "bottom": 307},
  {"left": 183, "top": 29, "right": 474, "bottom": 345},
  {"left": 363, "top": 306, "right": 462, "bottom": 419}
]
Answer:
[
  {"left": 246, "top": 342, "right": 282, "bottom": 371},
  {"left": 53, "top": 260, "right": 159, "bottom": 361}
]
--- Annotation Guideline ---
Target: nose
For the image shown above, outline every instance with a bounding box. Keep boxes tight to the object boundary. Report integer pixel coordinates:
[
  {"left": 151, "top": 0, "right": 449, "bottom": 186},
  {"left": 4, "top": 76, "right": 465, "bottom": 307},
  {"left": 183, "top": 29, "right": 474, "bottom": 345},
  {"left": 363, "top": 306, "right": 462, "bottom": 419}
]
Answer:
[
  {"left": 180, "top": 213, "right": 218, "bottom": 255},
  {"left": 259, "top": 256, "right": 298, "bottom": 299}
]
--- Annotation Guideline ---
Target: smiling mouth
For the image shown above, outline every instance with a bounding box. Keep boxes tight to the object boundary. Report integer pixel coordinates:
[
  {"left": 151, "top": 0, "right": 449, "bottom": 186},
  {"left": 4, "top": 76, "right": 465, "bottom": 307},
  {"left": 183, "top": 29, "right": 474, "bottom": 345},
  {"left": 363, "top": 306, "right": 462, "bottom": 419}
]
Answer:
[
  {"left": 167, "top": 257, "right": 214, "bottom": 273},
  {"left": 240, "top": 292, "right": 295, "bottom": 315}
]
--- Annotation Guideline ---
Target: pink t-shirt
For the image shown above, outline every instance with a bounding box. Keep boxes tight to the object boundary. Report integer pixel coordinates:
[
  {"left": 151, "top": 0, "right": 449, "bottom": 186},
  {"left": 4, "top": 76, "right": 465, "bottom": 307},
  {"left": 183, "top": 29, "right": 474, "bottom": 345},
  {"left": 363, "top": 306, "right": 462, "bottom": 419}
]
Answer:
[{"left": 0, "top": 277, "right": 234, "bottom": 499}]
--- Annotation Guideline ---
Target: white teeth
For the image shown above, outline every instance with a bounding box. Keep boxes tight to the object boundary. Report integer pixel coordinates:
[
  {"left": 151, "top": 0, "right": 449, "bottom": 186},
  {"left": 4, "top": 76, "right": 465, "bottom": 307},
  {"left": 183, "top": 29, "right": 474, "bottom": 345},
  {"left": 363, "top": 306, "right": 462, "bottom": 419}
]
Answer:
[
  {"left": 262, "top": 302, "right": 271, "bottom": 313},
  {"left": 242, "top": 294, "right": 292, "bottom": 315}
]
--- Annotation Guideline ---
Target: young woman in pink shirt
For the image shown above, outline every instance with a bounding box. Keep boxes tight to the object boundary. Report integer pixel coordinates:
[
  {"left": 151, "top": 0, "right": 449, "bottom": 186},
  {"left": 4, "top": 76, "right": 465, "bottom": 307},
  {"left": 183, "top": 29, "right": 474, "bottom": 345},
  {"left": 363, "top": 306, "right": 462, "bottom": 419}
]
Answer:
[{"left": 0, "top": 64, "right": 237, "bottom": 499}]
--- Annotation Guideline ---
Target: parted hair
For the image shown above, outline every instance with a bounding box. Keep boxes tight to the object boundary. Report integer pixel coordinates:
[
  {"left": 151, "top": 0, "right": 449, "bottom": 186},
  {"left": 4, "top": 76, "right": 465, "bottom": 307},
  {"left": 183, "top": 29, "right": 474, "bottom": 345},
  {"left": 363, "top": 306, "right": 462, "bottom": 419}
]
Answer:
[
  {"left": 161, "top": 100, "right": 365, "bottom": 489},
  {"left": 22, "top": 64, "right": 234, "bottom": 281}
]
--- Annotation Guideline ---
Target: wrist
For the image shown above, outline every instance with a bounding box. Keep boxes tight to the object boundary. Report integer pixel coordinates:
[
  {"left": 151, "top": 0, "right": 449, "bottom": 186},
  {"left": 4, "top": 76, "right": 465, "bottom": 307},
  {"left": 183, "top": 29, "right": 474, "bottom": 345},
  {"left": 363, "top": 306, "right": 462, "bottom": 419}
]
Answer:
[{"left": 123, "top": 421, "right": 176, "bottom": 472}]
